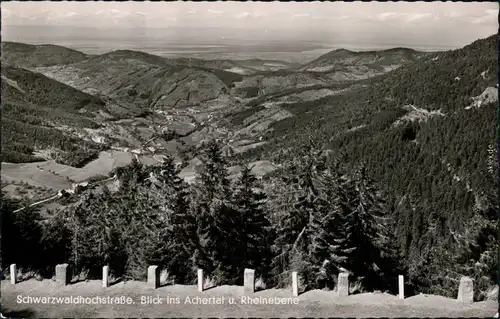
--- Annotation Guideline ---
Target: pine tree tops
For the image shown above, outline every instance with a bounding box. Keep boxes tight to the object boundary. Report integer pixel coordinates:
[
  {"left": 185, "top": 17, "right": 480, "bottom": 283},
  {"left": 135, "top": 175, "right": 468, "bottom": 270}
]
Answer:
[
  {"left": 191, "top": 140, "right": 272, "bottom": 285},
  {"left": 268, "top": 146, "right": 402, "bottom": 292},
  {"left": 197, "top": 140, "right": 231, "bottom": 201},
  {"left": 231, "top": 164, "right": 273, "bottom": 279},
  {"left": 270, "top": 146, "right": 344, "bottom": 289}
]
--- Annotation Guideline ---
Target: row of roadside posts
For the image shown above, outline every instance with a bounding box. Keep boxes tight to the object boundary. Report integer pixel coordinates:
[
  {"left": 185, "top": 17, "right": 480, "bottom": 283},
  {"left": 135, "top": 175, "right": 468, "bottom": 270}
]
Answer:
[{"left": 7, "top": 263, "right": 475, "bottom": 304}]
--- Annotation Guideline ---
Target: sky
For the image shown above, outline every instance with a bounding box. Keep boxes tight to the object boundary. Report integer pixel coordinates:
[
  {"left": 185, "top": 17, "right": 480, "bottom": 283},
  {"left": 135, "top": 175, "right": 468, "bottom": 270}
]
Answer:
[{"left": 1, "top": 1, "right": 498, "bottom": 48}]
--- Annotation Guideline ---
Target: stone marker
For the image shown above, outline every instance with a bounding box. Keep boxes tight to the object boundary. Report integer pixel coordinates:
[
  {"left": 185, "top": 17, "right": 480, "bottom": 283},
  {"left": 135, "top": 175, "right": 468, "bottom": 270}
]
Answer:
[
  {"left": 197, "top": 269, "right": 204, "bottom": 292},
  {"left": 55, "top": 264, "right": 70, "bottom": 286},
  {"left": 244, "top": 268, "right": 255, "bottom": 294},
  {"left": 292, "top": 271, "right": 299, "bottom": 297},
  {"left": 102, "top": 266, "right": 109, "bottom": 288},
  {"left": 10, "top": 264, "right": 16, "bottom": 285},
  {"left": 147, "top": 265, "right": 160, "bottom": 289},
  {"left": 457, "top": 276, "right": 473, "bottom": 304},
  {"left": 398, "top": 275, "right": 404, "bottom": 300},
  {"left": 337, "top": 273, "right": 349, "bottom": 297}
]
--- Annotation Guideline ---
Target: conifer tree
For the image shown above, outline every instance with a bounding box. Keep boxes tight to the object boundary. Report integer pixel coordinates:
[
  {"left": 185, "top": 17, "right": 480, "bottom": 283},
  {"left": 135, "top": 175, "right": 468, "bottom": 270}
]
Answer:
[
  {"left": 309, "top": 164, "right": 350, "bottom": 289},
  {"left": 232, "top": 164, "right": 272, "bottom": 283},
  {"left": 151, "top": 155, "right": 196, "bottom": 283},
  {"left": 192, "top": 140, "right": 238, "bottom": 284},
  {"left": 1, "top": 192, "right": 44, "bottom": 271},
  {"left": 115, "top": 158, "right": 149, "bottom": 191},
  {"left": 270, "top": 144, "right": 344, "bottom": 290},
  {"left": 330, "top": 164, "right": 400, "bottom": 292}
]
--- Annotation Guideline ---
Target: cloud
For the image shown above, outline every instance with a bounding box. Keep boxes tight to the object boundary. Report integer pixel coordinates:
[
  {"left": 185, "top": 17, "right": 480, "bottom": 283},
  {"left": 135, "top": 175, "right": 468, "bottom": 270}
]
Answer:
[
  {"left": 406, "top": 13, "right": 432, "bottom": 23},
  {"left": 291, "top": 13, "right": 310, "bottom": 19},
  {"left": 236, "top": 12, "right": 251, "bottom": 19},
  {"left": 443, "top": 8, "right": 497, "bottom": 25},
  {"left": 207, "top": 9, "right": 224, "bottom": 15},
  {"left": 447, "top": 11, "right": 462, "bottom": 18},
  {"left": 91, "top": 9, "right": 155, "bottom": 26},
  {"left": 185, "top": 10, "right": 197, "bottom": 15},
  {"left": 234, "top": 11, "right": 266, "bottom": 19},
  {"left": 1, "top": 8, "right": 13, "bottom": 19},
  {"left": 376, "top": 12, "right": 434, "bottom": 23},
  {"left": 93, "top": 8, "right": 150, "bottom": 22},
  {"left": 471, "top": 8, "right": 497, "bottom": 24},
  {"left": 96, "top": 9, "right": 126, "bottom": 17},
  {"left": 377, "top": 12, "right": 398, "bottom": 21},
  {"left": 311, "top": 15, "right": 349, "bottom": 21},
  {"left": 336, "top": 15, "right": 350, "bottom": 21},
  {"left": 64, "top": 12, "right": 77, "bottom": 17}
]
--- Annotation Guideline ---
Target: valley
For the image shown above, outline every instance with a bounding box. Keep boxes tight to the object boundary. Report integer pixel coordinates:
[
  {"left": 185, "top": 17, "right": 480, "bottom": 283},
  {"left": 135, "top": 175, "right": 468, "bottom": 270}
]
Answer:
[{"left": 1, "top": 40, "right": 418, "bottom": 208}]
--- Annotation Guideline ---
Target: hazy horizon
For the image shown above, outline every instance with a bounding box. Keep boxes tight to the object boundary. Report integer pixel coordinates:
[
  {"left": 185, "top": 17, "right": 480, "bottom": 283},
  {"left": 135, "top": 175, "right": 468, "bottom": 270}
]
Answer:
[
  {"left": 1, "top": 1, "right": 498, "bottom": 55},
  {"left": 2, "top": 24, "right": 495, "bottom": 56}
]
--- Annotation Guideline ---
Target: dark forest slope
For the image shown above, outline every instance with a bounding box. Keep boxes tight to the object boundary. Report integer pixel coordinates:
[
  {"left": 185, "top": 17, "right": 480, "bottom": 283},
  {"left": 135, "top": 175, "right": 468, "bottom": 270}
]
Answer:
[
  {"left": 1, "top": 66, "right": 106, "bottom": 165},
  {"left": 249, "top": 34, "right": 498, "bottom": 298}
]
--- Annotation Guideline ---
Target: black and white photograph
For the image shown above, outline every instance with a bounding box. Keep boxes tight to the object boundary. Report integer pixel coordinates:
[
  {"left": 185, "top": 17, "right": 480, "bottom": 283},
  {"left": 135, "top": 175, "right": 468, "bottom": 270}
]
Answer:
[{"left": 0, "top": 1, "right": 498, "bottom": 318}]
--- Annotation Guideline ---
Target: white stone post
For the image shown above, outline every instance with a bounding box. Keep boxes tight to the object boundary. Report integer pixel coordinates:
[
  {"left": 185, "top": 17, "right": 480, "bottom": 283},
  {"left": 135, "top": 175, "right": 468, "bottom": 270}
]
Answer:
[
  {"left": 292, "top": 271, "right": 299, "bottom": 297},
  {"left": 102, "top": 266, "right": 109, "bottom": 288},
  {"left": 147, "top": 265, "right": 160, "bottom": 289},
  {"left": 55, "top": 264, "right": 70, "bottom": 286},
  {"left": 337, "top": 273, "right": 349, "bottom": 297},
  {"left": 398, "top": 275, "right": 404, "bottom": 300},
  {"left": 457, "top": 276, "right": 473, "bottom": 304},
  {"left": 197, "top": 269, "right": 204, "bottom": 292},
  {"left": 244, "top": 268, "right": 255, "bottom": 294},
  {"left": 10, "top": 264, "right": 16, "bottom": 285}
]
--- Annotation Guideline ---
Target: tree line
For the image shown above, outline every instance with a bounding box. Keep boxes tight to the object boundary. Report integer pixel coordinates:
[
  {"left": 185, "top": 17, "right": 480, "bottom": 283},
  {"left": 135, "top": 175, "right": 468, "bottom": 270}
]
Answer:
[{"left": 2, "top": 141, "right": 404, "bottom": 294}]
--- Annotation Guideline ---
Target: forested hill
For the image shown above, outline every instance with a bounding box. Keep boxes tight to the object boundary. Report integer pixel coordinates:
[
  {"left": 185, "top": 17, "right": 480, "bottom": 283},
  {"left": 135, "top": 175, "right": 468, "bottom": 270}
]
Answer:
[
  {"left": 251, "top": 34, "right": 498, "bottom": 298},
  {"left": 1, "top": 66, "right": 106, "bottom": 165},
  {"left": 372, "top": 35, "right": 498, "bottom": 111},
  {"left": 88, "top": 49, "right": 171, "bottom": 67},
  {"left": 2, "top": 66, "right": 105, "bottom": 112},
  {"left": 1, "top": 41, "right": 89, "bottom": 67},
  {"left": 300, "top": 47, "right": 426, "bottom": 72}
]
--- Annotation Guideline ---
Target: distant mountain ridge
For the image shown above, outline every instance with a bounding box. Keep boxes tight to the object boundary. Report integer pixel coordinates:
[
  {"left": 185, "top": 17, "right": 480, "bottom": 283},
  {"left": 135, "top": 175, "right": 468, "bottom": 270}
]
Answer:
[
  {"left": 1, "top": 41, "right": 89, "bottom": 67},
  {"left": 35, "top": 50, "right": 243, "bottom": 110},
  {"left": 301, "top": 46, "right": 426, "bottom": 73},
  {"left": 91, "top": 49, "right": 171, "bottom": 67}
]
